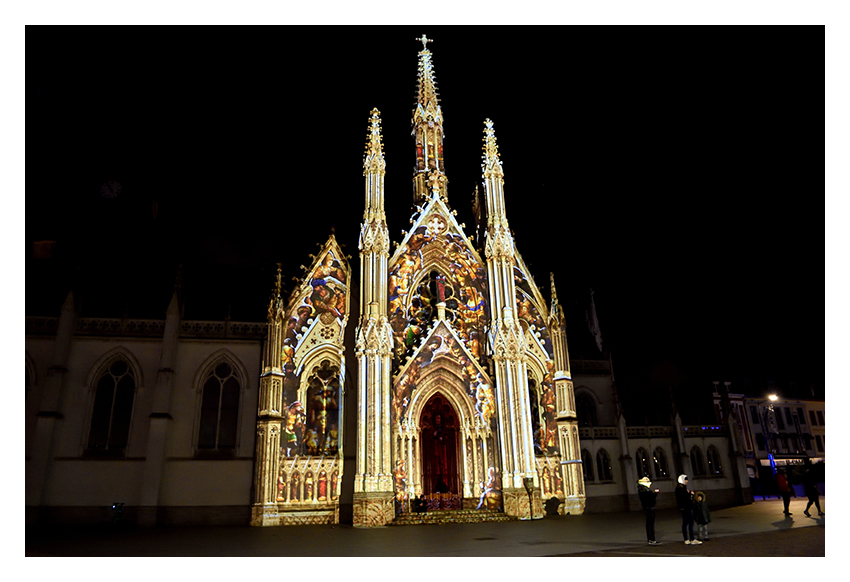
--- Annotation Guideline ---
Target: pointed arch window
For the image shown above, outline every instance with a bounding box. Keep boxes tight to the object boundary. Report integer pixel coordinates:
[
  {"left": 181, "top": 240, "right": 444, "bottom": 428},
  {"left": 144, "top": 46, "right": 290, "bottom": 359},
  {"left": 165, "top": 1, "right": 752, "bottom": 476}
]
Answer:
[
  {"left": 87, "top": 357, "right": 136, "bottom": 455},
  {"left": 596, "top": 449, "right": 613, "bottom": 481},
  {"left": 581, "top": 449, "right": 594, "bottom": 481},
  {"left": 576, "top": 393, "right": 597, "bottom": 427},
  {"left": 304, "top": 360, "right": 340, "bottom": 456},
  {"left": 198, "top": 361, "right": 240, "bottom": 450},
  {"left": 690, "top": 446, "right": 706, "bottom": 476},
  {"left": 706, "top": 445, "right": 723, "bottom": 476},
  {"left": 635, "top": 448, "right": 652, "bottom": 479},
  {"left": 653, "top": 447, "right": 669, "bottom": 479}
]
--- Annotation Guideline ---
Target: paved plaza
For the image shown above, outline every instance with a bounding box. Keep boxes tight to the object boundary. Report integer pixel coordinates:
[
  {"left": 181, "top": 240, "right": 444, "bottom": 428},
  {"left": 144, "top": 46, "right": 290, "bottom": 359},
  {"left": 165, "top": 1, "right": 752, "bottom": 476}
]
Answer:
[{"left": 25, "top": 497, "right": 826, "bottom": 558}]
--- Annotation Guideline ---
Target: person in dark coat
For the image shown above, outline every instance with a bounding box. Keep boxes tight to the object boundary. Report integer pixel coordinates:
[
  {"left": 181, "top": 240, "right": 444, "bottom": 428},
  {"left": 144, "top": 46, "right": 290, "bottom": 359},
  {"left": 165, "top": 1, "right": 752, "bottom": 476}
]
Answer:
[
  {"left": 637, "top": 476, "right": 661, "bottom": 545},
  {"left": 693, "top": 490, "right": 712, "bottom": 541},
  {"left": 776, "top": 469, "right": 794, "bottom": 516},
  {"left": 802, "top": 462, "right": 824, "bottom": 517},
  {"left": 675, "top": 474, "right": 701, "bottom": 545}
]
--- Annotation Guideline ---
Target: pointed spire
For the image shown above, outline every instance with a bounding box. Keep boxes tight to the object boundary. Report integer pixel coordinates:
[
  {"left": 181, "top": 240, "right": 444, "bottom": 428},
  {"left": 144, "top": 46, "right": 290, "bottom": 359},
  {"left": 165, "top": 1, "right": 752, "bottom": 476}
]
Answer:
[
  {"left": 364, "top": 107, "right": 386, "bottom": 174},
  {"left": 415, "top": 35, "right": 439, "bottom": 109},
  {"left": 549, "top": 272, "right": 566, "bottom": 328},
  {"left": 482, "top": 118, "right": 504, "bottom": 179},
  {"left": 412, "top": 35, "right": 446, "bottom": 204},
  {"left": 363, "top": 108, "right": 388, "bottom": 229},
  {"left": 268, "top": 263, "right": 283, "bottom": 320},
  {"left": 274, "top": 263, "right": 282, "bottom": 296},
  {"left": 550, "top": 272, "right": 559, "bottom": 308}
]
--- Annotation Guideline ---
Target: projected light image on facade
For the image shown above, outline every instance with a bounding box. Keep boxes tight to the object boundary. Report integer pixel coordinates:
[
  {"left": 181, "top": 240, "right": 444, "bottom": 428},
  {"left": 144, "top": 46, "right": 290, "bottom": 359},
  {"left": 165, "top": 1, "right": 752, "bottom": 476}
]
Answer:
[{"left": 250, "top": 36, "right": 583, "bottom": 527}]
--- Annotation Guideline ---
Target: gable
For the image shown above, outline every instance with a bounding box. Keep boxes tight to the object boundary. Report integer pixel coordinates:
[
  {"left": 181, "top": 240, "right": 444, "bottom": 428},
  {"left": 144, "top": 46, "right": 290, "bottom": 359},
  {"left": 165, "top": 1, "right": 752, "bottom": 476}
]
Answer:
[
  {"left": 280, "top": 236, "right": 350, "bottom": 402},
  {"left": 392, "top": 319, "right": 494, "bottom": 425},
  {"left": 388, "top": 192, "right": 489, "bottom": 363}
]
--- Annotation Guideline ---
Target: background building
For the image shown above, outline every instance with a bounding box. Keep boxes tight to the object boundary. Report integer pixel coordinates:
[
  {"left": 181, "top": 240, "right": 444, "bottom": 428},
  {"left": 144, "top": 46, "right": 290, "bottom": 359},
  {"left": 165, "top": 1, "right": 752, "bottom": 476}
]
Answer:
[{"left": 712, "top": 386, "right": 825, "bottom": 500}]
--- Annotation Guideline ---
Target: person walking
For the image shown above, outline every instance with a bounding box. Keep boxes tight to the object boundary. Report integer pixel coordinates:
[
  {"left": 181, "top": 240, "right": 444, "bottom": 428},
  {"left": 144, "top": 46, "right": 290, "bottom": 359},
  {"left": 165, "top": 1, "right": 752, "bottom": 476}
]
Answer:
[
  {"left": 693, "top": 491, "right": 712, "bottom": 541},
  {"left": 637, "top": 476, "right": 661, "bottom": 545},
  {"left": 776, "top": 469, "right": 793, "bottom": 516},
  {"left": 675, "top": 474, "right": 701, "bottom": 545},
  {"left": 802, "top": 462, "right": 824, "bottom": 517}
]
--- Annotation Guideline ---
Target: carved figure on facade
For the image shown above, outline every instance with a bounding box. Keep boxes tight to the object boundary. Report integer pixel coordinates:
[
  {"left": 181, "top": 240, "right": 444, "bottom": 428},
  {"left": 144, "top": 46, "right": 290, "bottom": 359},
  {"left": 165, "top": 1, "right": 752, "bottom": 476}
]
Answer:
[
  {"left": 477, "top": 466, "right": 502, "bottom": 510},
  {"left": 282, "top": 400, "right": 305, "bottom": 456},
  {"left": 392, "top": 322, "right": 493, "bottom": 426},
  {"left": 389, "top": 223, "right": 489, "bottom": 363}
]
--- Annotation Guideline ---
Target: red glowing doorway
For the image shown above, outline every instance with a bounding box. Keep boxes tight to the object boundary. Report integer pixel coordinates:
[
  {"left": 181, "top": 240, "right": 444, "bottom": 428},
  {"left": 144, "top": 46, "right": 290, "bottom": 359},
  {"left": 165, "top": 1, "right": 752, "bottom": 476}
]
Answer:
[{"left": 419, "top": 394, "right": 460, "bottom": 498}]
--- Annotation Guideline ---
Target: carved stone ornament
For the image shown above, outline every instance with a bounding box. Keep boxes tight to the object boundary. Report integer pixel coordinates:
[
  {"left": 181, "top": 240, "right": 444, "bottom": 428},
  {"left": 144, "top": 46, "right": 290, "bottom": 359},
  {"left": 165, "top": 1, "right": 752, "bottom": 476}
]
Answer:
[
  {"left": 484, "top": 223, "right": 515, "bottom": 260},
  {"left": 481, "top": 119, "right": 504, "bottom": 179},
  {"left": 356, "top": 316, "right": 393, "bottom": 357},
  {"left": 363, "top": 108, "right": 386, "bottom": 174},
  {"left": 492, "top": 318, "right": 526, "bottom": 362},
  {"left": 359, "top": 220, "right": 390, "bottom": 255}
]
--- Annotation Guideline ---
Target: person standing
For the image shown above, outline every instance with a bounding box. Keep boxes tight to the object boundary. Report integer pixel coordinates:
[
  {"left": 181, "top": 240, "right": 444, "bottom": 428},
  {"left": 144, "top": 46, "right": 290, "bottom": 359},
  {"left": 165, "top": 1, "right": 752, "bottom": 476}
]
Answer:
[
  {"left": 693, "top": 491, "right": 712, "bottom": 541},
  {"left": 676, "top": 474, "right": 702, "bottom": 545},
  {"left": 776, "top": 469, "right": 793, "bottom": 516},
  {"left": 802, "top": 462, "right": 824, "bottom": 517},
  {"left": 637, "top": 476, "right": 661, "bottom": 545}
]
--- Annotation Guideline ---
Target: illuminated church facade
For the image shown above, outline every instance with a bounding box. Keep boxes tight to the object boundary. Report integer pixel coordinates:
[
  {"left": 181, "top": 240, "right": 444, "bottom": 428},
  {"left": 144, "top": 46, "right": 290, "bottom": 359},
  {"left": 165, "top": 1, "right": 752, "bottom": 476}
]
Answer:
[
  {"left": 252, "top": 38, "right": 583, "bottom": 527},
  {"left": 26, "top": 38, "right": 751, "bottom": 529}
]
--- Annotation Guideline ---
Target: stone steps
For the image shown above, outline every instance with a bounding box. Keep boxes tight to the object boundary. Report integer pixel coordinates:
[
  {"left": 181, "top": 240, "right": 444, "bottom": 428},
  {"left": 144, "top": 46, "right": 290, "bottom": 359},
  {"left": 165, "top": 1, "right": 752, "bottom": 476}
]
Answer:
[{"left": 389, "top": 509, "right": 517, "bottom": 526}]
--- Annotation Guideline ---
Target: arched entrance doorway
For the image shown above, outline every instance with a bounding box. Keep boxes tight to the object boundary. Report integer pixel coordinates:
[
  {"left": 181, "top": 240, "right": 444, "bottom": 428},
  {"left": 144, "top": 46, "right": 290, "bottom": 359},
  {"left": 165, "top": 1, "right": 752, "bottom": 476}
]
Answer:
[{"left": 419, "top": 394, "right": 460, "bottom": 501}]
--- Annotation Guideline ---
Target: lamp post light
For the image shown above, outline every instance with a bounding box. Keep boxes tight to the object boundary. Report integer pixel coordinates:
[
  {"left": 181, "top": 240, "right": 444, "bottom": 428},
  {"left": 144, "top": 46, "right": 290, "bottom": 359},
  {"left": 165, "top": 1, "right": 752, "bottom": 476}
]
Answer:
[{"left": 761, "top": 394, "right": 779, "bottom": 475}]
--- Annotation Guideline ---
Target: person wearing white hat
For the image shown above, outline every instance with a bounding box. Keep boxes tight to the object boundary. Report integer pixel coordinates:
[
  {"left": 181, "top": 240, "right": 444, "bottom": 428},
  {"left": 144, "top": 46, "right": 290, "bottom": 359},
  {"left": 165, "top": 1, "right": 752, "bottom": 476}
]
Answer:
[
  {"left": 637, "top": 476, "right": 661, "bottom": 545},
  {"left": 675, "top": 474, "right": 702, "bottom": 545}
]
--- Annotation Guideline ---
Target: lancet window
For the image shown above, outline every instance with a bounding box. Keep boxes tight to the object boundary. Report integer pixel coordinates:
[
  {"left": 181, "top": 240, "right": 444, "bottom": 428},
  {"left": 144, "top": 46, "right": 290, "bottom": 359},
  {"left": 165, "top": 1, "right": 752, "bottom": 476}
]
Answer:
[
  {"left": 87, "top": 357, "right": 136, "bottom": 455},
  {"left": 198, "top": 361, "right": 240, "bottom": 450},
  {"left": 304, "top": 360, "right": 340, "bottom": 456}
]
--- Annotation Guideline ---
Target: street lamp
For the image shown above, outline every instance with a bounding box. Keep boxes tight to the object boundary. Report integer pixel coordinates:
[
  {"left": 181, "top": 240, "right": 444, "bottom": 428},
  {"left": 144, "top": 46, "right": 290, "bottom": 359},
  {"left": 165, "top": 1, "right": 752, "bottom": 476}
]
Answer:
[{"left": 760, "top": 394, "right": 779, "bottom": 475}]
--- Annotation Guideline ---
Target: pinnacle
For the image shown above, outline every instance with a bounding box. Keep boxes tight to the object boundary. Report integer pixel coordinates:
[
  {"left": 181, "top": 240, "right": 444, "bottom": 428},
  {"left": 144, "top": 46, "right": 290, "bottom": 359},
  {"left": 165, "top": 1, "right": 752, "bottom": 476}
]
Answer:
[{"left": 364, "top": 108, "right": 385, "bottom": 161}]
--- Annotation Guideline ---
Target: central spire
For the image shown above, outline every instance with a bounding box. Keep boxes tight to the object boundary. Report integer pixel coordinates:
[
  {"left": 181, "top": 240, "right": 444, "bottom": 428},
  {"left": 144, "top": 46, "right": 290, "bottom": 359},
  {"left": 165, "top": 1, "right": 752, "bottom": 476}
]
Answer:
[
  {"left": 412, "top": 35, "right": 446, "bottom": 205},
  {"left": 415, "top": 35, "right": 439, "bottom": 110}
]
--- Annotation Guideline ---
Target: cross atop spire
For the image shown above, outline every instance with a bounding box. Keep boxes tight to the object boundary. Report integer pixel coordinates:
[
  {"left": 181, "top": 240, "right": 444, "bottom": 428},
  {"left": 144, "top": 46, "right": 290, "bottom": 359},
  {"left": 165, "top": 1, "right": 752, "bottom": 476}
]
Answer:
[{"left": 416, "top": 38, "right": 440, "bottom": 108}]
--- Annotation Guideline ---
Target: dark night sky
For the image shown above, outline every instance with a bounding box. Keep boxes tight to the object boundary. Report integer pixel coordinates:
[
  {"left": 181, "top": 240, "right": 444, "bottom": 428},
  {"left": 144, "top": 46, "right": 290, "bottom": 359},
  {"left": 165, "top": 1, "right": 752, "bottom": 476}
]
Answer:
[{"left": 25, "top": 26, "right": 825, "bottom": 416}]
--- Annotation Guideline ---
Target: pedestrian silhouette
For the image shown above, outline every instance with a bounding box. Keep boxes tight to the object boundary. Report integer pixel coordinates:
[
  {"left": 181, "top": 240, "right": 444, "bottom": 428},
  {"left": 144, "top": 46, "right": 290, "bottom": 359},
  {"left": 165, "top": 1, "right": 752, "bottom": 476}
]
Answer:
[
  {"left": 637, "top": 476, "right": 661, "bottom": 545},
  {"left": 693, "top": 490, "right": 712, "bottom": 541}
]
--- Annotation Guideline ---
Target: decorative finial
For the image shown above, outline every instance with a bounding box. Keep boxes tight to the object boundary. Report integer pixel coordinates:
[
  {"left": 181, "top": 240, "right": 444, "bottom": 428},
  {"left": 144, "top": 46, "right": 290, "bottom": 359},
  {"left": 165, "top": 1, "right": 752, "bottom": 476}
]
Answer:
[
  {"left": 275, "top": 263, "right": 282, "bottom": 297},
  {"left": 482, "top": 118, "right": 504, "bottom": 178},
  {"left": 269, "top": 263, "right": 283, "bottom": 318},
  {"left": 550, "top": 273, "right": 559, "bottom": 305},
  {"left": 417, "top": 34, "right": 432, "bottom": 49},
  {"left": 364, "top": 108, "right": 386, "bottom": 173}
]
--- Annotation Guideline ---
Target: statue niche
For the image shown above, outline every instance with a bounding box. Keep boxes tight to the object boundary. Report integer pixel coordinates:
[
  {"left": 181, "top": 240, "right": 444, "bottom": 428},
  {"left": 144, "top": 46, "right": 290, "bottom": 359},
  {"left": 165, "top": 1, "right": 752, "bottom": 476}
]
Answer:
[{"left": 304, "top": 360, "right": 340, "bottom": 456}]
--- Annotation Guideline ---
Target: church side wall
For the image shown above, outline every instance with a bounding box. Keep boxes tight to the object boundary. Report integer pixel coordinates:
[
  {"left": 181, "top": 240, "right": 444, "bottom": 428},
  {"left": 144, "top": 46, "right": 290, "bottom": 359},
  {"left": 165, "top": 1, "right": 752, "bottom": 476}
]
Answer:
[
  {"left": 580, "top": 434, "right": 746, "bottom": 513},
  {"left": 26, "top": 330, "right": 262, "bottom": 526},
  {"left": 163, "top": 340, "right": 260, "bottom": 460}
]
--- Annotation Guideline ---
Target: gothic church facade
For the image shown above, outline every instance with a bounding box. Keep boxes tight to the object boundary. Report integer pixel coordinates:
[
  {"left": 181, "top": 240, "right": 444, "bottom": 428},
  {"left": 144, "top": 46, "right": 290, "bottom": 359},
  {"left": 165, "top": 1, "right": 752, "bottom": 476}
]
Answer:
[{"left": 251, "top": 38, "right": 583, "bottom": 527}]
